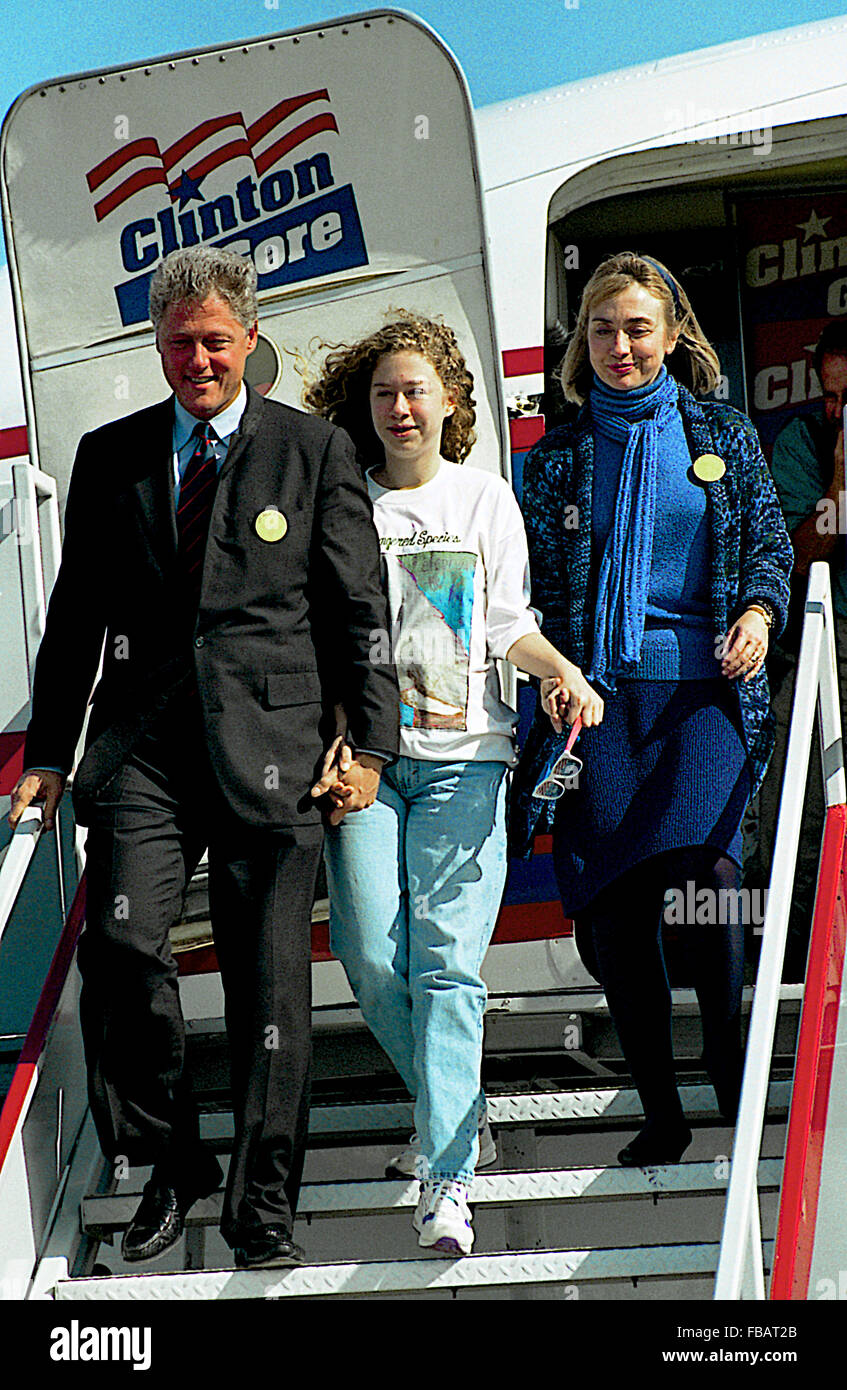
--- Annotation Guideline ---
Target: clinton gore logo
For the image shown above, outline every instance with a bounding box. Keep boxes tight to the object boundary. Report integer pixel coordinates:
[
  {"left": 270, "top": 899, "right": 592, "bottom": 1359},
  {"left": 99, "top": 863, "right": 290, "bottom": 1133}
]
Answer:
[{"left": 85, "top": 89, "right": 368, "bottom": 325}]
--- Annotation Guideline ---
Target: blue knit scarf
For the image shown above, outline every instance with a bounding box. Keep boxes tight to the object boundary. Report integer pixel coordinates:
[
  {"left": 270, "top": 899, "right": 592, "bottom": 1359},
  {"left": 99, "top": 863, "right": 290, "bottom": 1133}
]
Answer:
[{"left": 588, "top": 368, "right": 680, "bottom": 692}]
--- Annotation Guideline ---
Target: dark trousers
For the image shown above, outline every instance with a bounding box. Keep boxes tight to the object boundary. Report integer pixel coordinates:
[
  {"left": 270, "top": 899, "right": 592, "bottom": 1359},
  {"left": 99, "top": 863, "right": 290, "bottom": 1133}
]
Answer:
[
  {"left": 77, "top": 712, "right": 322, "bottom": 1246},
  {"left": 573, "top": 848, "right": 745, "bottom": 1124}
]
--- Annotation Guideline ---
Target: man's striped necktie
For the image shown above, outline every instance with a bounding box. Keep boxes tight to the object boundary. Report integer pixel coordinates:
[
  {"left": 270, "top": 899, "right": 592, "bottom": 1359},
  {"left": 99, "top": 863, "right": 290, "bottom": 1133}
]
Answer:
[{"left": 177, "top": 421, "right": 218, "bottom": 608}]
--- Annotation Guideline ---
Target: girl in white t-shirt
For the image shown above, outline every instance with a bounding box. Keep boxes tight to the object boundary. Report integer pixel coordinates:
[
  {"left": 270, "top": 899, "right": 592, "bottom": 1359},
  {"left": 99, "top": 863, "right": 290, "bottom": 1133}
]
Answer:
[{"left": 307, "top": 313, "right": 603, "bottom": 1256}]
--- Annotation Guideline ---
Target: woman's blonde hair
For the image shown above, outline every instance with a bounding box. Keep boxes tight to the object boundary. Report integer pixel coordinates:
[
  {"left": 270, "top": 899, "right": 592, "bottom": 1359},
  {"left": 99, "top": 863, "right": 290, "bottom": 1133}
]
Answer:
[
  {"left": 559, "top": 251, "right": 721, "bottom": 402},
  {"left": 303, "top": 310, "right": 476, "bottom": 463}
]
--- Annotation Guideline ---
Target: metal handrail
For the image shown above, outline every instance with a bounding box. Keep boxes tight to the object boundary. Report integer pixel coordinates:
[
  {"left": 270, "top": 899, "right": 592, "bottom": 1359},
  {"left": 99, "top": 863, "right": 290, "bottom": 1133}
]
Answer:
[
  {"left": 11, "top": 461, "right": 60, "bottom": 692},
  {"left": 8, "top": 460, "right": 69, "bottom": 912},
  {"left": 0, "top": 804, "right": 43, "bottom": 953},
  {"left": 714, "top": 561, "right": 844, "bottom": 1299}
]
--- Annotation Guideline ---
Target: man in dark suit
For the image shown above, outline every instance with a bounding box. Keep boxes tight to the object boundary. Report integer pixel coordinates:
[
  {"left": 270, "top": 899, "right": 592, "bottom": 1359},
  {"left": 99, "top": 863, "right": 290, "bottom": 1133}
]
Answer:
[{"left": 8, "top": 246, "right": 398, "bottom": 1269}]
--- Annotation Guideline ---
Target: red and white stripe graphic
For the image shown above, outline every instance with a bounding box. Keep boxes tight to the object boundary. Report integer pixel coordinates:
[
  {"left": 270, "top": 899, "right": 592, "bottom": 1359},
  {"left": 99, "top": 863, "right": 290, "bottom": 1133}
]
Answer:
[{"left": 85, "top": 89, "right": 339, "bottom": 222}]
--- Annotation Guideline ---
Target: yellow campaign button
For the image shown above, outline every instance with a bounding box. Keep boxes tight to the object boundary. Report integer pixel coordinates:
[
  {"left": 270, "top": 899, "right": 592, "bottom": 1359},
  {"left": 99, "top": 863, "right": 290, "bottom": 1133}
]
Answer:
[
  {"left": 255, "top": 507, "right": 288, "bottom": 542},
  {"left": 692, "top": 454, "right": 726, "bottom": 482}
]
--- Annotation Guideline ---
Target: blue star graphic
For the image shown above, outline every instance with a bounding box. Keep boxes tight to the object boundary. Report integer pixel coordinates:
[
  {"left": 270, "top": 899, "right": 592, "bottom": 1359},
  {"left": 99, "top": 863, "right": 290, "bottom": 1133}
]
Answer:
[{"left": 171, "top": 169, "right": 206, "bottom": 210}]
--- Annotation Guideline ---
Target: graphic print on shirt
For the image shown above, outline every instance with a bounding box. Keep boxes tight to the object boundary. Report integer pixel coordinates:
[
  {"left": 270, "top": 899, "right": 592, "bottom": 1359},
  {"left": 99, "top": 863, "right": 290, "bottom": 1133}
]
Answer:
[{"left": 394, "top": 551, "right": 476, "bottom": 729}]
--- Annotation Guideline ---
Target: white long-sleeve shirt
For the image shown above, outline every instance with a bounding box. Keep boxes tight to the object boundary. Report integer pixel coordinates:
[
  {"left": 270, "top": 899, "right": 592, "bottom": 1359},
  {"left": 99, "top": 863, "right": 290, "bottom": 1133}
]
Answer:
[{"left": 367, "top": 460, "right": 539, "bottom": 764}]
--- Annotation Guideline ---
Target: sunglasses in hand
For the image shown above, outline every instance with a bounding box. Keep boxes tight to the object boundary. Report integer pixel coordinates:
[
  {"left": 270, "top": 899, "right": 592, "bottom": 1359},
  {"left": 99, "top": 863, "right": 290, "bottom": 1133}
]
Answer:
[{"left": 532, "top": 717, "right": 583, "bottom": 800}]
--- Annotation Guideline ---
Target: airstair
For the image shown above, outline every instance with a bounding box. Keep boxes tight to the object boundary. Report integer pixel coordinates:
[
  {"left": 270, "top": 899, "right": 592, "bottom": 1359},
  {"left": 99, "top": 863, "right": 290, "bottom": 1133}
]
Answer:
[
  {"left": 2, "top": 931, "right": 797, "bottom": 1302},
  {"left": 1, "top": 565, "right": 845, "bottom": 1301}
]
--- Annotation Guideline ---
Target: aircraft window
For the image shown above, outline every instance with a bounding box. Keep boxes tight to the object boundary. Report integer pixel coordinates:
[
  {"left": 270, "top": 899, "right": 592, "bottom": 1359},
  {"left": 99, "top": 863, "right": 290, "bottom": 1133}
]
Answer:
[{"left": 244, "top": 332, "right": 282, "bottom": 397}]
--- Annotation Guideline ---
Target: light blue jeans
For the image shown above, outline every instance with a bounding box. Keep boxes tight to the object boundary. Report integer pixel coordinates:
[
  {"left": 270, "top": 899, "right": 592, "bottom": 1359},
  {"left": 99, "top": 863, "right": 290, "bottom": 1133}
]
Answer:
[{"left": 324, "top": 758, "right": 509, "bottom": 1184}]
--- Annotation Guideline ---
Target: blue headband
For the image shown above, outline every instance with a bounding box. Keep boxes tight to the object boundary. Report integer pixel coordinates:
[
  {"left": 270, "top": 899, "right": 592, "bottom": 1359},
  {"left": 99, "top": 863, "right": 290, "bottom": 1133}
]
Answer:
[{"left": 641, "top": 256, "right": 682, "bottom": 317}]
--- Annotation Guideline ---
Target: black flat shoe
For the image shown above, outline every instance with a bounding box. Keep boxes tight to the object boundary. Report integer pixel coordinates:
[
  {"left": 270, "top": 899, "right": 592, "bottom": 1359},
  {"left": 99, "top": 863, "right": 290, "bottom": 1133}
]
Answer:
[
  {"left": 122, "top": 1178, "right": 185, "bottom": 1263},
  {"left": 121, "top": 1154, "right": 223, "bottom": 1264},
  {"left": 617, "top": 1119, "right": 692, "bottom": 1167},
  {"left": 233, "top": 1227, "right": 306, "bottom": 1269}
]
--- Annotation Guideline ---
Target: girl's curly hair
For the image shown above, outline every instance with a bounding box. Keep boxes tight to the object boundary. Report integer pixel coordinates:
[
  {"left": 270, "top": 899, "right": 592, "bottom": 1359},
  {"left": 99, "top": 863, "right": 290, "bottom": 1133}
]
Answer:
[{"left": 303, "top": 310, "right": 476, "bottom": 463}]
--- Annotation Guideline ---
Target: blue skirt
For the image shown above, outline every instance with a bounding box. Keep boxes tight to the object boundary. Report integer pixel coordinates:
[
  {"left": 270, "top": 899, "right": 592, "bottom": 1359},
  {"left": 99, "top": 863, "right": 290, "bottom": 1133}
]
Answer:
[{"left": 552, "top": 678, "right": 752, "bottom": 915}]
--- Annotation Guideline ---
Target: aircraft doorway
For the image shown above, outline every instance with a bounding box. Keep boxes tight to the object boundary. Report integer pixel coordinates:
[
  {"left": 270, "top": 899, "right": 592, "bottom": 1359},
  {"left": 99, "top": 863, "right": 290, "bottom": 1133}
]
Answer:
[{"left": 543, "top": 113, "right": 847, "bottom": 455}]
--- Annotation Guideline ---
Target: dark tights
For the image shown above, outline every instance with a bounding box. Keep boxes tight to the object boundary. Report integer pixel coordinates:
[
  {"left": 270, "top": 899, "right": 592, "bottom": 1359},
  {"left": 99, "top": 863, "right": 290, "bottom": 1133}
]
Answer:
[{"left": 573, "top": 848, "right": 745, "bottom": 1124}]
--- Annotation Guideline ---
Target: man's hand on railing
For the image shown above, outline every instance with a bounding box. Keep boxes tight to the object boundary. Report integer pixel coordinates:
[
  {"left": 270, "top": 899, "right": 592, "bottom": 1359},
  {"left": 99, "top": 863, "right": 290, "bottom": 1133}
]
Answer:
[{"left": 8, "top": 770, "right": 66, "bottom": 833}]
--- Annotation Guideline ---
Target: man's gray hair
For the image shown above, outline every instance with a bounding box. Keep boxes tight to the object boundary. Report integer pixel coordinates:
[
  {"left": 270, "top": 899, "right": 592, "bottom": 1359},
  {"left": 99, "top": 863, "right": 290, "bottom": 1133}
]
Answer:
[{"left": 149, "top": 247, "right": 258, "bottom": 332}]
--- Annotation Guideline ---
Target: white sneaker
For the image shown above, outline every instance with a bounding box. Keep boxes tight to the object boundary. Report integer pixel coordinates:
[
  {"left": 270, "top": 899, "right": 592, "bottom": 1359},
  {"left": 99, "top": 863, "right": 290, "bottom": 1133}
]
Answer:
[
  {"left": 413, "top": 1179, "right": 474, "bottom": 1256},
  {"left": 385, "top": 1119, "right": 497, "bottom": 1178}
]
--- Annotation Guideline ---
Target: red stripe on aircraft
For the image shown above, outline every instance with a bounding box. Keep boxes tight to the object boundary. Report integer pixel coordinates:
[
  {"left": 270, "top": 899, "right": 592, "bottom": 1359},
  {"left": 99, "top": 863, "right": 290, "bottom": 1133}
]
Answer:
[
  {"left": 0, "top": 733, "right": 25, "bottom": 795},
  {"left": 503, "top": 347, "right": 544, "bottom": 378},
  {"left": 177, "top": 897, "right": 572, "bottom": 977},
  {"left": 510, "top": 416, "right": 546, "bottom": 451},
  {"left": 0, "top": 425, "right": 28, "bottom": 459},
  {"left": 494, "top": 900, "right": 573, "bottom": 942}
]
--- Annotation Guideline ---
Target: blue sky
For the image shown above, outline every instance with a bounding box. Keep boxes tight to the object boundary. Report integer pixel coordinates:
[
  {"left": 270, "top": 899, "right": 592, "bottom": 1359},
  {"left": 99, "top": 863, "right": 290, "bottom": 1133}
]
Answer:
[
  {"left": 5, "top": 0, "right": 846, "bottom": 268},
  {"left": 6, "top": 0, "right": 847, "bottom": 119},
  {"left": 1, "top": 0, "right": 846, "bottom": 424}
]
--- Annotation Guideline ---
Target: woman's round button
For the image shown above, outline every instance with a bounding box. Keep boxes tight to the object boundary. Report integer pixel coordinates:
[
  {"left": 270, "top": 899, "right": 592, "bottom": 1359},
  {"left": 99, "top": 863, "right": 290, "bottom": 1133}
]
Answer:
[
  {"left": 255, "top": 507, "right": 288, "bottom": 542},
  {"left": 692, "top": 454, "right": 726, "bottom": 482}
]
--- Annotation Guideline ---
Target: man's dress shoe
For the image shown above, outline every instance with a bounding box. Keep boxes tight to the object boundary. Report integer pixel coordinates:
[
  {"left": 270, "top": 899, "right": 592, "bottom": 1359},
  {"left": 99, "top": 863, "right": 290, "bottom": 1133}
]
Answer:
[
  {"left": 233, "top": 1227, "right": 306, "bottom": 1269},
  {"left": 121, "top": 1155, "right": 222, "bottom": 1264}
]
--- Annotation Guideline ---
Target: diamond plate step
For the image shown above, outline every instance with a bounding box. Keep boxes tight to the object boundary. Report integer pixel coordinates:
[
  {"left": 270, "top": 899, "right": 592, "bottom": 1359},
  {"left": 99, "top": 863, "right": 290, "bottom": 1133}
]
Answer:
[
  {"left": 80, "top": 1158, "right": 783, "bottom": 1237},
  {"left": 197, "top": 1079, "right": 792, "bottom": 1143},
  {"left": 54, "top": 1240, "right": 775, "bottom": 1299}
]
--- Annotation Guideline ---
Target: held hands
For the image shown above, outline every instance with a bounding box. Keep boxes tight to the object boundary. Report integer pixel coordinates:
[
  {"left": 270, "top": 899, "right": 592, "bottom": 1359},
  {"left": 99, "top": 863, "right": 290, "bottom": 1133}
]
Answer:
[
  {"left": 8, "top": 769, "right": 66, "bottom": 833},
  {"left": 540, "top": 666, "right": 605, "bottom": 734},
  {"left": 720, "top": 609, "right": 769, "bottom": 682},
  {"left": 310, "top": 719, "right": 383, "bottom": 825}
]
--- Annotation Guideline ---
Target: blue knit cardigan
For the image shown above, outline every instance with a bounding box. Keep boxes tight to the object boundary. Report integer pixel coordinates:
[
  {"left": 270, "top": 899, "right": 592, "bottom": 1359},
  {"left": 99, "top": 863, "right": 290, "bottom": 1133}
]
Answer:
[{"left": 509, "top": 384, "right": 793, "bottom": 858}]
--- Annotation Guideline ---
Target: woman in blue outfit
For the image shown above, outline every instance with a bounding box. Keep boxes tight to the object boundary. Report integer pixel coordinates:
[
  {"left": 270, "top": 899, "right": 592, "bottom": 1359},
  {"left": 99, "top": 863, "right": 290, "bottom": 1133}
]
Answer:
[
  {"left": 511, "top": 252, "right": 792, "bottom": 1166},
  {"left": 306, "top": 313, "right": 603, "bottom": 1253}
]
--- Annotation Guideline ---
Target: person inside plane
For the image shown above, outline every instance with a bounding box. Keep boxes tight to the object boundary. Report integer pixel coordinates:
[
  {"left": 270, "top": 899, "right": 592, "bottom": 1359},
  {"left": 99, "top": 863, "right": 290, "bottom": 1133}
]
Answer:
[
  {"left": 305, "top": 311, "right": 603, "bottom": 1255},
  {"left": 511, "top": 252, "right": 792, "bottom": 1165},
  {"left": 756, "top": 320, "right": 847, "bottom": 963}
]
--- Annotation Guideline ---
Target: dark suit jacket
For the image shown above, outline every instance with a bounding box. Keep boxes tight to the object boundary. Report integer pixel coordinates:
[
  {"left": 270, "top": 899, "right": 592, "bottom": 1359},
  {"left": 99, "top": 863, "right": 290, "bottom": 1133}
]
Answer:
[{"left": 24, "top": 385, "right": 399, "bottom": 827}]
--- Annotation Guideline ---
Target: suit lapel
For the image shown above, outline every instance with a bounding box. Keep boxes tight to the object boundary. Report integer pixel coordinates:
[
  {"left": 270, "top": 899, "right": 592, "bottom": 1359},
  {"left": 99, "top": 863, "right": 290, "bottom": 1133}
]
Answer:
[
  {"left": 217, "top": 385, "right": 265, "bottom": 482},
  {"left": 130, "top": 386, "right": 264, "bottom": 567},
  {"left": 130, "top": 398, "right": 178, "bottom": 576}
]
